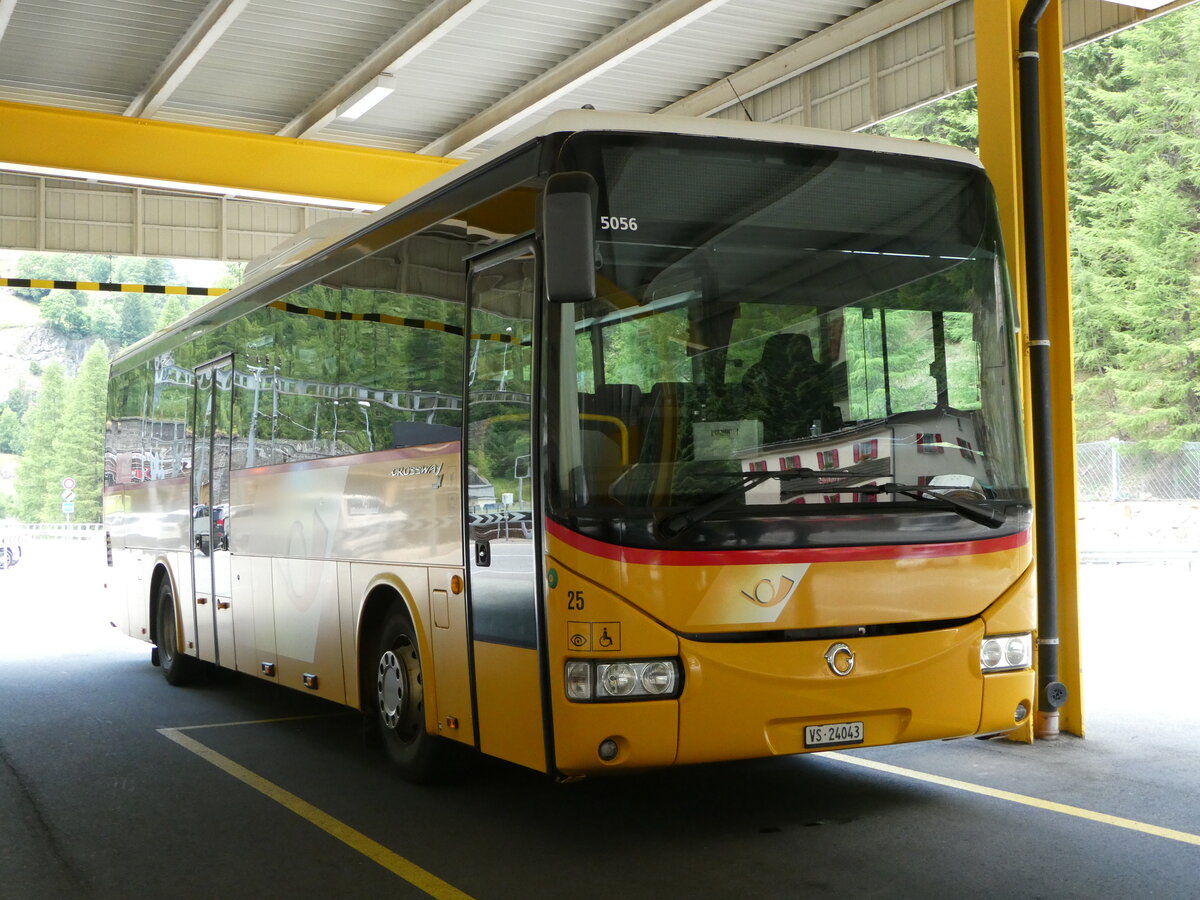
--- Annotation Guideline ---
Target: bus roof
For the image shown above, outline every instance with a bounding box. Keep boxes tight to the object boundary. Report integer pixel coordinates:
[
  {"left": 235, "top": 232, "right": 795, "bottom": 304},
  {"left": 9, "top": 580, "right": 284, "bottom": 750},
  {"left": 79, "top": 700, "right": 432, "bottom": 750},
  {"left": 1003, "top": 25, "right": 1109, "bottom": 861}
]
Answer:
[{"left": 113, "top": 109, "right": 981, "bottom": 370}]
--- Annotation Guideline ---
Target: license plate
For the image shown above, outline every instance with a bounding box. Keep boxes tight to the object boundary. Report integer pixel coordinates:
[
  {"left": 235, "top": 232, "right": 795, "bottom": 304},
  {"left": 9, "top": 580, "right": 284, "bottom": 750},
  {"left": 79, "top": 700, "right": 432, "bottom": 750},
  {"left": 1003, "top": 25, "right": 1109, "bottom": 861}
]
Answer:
[{"left": 804, "top": 721, "right": 864, "bottom": 748}]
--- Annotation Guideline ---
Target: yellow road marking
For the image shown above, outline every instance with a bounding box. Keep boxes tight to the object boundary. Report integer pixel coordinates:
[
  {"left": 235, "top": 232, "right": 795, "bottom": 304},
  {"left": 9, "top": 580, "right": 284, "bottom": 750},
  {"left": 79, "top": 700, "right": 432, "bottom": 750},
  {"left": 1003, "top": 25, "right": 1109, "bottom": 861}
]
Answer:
[
  {"left": 825, "top": 752, "right": 1200, "bottom": 848},
  {"left": 170, "top": 714, "right": 349, "bottom": 731},
  {"left": 158, "top": 727, "right": 474, "bottom": 899}
]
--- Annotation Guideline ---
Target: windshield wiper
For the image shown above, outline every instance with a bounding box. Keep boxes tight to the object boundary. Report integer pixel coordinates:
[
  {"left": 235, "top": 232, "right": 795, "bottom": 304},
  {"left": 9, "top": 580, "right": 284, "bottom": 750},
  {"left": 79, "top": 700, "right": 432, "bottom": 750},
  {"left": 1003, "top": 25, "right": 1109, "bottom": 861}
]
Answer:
[
  {"left": 860, "top": 483, "right": 1007, "bottom": 529},
  {"left": 656, "top": 467, "right": 859, "bottom": 538},
  {"left": 656, "top": 473, "right": 1006, "bottom": 538}
]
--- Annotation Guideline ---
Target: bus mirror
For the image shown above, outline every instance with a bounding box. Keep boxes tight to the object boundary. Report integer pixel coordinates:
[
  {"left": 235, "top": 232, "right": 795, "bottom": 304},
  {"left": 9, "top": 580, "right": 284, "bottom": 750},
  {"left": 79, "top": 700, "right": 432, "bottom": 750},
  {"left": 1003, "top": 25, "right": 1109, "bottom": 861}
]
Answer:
[{"left": 543, "top": 172, "right": 598, "bottom": 303}]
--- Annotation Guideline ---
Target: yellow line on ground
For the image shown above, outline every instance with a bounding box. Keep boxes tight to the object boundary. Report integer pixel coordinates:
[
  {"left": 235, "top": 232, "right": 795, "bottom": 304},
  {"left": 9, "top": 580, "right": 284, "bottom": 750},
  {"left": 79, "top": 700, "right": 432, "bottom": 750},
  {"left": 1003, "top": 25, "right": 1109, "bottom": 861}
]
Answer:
[
  {"left": 158, "top": 727, "right": 475, "bottom": 899},
  {"left": 825, "top": 752, "right": 1200, "bottom": 848},
  {"left": 170, "top": 714, "right": 351, "bottom": 731}
]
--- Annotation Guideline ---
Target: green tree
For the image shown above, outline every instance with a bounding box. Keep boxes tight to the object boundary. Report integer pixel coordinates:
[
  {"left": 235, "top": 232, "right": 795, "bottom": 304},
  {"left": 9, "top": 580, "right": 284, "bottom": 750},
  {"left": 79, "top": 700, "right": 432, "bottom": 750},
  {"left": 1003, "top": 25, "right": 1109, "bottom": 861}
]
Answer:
[
  {"left": 12, "top": 252, "right": 109, "bottom": 303},
  {"left": 0, "top": 408, "right": 22, "bottom": 454},
  {"left": 116, "top": 294, "right": 156, "bottom": 346},
  {"left": 1067, "top": 8, "right": 1200, "bottom": 445},
  {"left": 873, "top": 7, "right": 1200, "bottom": 447},
  {"left": 867, "top": 87, "right": 978, "bottom": 152},
  {"left": 39, "top": 290, "right": 91, "bottom": 337},
  {"left": 50, "top": 342, "right": 110, "bottom": 522},
  {"left": 157, "top": 294, "right": 186, "bottom": 331},
  {"left": 14, "top": 364, "right": 67, "bottom": 521}
]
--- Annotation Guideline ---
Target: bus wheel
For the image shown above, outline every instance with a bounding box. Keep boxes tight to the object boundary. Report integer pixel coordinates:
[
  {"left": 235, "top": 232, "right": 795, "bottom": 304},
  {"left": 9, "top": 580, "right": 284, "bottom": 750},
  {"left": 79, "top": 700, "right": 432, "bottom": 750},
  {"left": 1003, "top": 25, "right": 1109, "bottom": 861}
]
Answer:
[
  {"left": 374, "top": 607, "right": 439, "bottom": 783},
  {"left": 155, "top": 580, "right": 201, "bottom": 686}
]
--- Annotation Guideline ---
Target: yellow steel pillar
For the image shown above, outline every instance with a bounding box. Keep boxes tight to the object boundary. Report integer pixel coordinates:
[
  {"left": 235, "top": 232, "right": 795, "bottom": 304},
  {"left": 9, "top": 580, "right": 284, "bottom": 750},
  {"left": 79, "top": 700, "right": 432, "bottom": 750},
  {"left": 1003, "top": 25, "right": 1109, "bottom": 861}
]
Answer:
[{"left": 976, "top": 0, "right": 1083, "bottom": 739}]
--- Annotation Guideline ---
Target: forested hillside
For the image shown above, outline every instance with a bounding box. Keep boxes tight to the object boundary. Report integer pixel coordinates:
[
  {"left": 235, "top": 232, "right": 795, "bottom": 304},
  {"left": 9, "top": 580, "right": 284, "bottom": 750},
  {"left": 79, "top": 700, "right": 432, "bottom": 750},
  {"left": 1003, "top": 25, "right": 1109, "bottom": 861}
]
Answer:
[
  {"left": 0, "top": 255, "right": 239, "bottom": 520},
  {"left": 874, "top": 6, "right": 1200, "bottom": 447}
]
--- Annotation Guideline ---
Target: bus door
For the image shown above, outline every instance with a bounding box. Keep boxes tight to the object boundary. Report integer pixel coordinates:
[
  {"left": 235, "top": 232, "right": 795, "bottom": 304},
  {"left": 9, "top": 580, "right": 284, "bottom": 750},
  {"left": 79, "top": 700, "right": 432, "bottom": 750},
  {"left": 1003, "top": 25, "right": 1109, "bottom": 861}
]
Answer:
[
  {"left": 190, "top": 358, "right": 235, "bottom": 667},
  {"left": 464, "top": 242, "right": 548, "bottom": 772}
]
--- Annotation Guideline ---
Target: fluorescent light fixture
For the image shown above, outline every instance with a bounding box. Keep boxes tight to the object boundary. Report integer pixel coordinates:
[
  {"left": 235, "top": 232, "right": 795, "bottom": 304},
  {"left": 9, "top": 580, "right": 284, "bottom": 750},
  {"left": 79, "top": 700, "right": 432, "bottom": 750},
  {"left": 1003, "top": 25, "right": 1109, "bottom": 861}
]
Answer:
[{"left": 336, "top": 74, "right": 397, "bottom": 121}]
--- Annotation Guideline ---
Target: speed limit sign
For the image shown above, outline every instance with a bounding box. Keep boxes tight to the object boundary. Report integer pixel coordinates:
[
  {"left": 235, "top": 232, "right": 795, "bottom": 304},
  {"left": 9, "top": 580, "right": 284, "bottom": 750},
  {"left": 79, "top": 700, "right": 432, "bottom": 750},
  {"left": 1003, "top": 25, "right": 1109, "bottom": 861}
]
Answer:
[{"left": 62, "top": 476, "right": 76, "bottom": 490}]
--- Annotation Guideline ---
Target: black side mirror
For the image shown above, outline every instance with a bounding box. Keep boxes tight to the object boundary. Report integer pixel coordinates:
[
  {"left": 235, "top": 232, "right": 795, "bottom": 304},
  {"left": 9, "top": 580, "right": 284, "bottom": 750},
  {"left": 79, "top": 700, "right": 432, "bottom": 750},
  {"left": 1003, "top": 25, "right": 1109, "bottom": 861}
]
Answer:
[{"left": 543, "top": 171, "right": 598, "bottom": 303}]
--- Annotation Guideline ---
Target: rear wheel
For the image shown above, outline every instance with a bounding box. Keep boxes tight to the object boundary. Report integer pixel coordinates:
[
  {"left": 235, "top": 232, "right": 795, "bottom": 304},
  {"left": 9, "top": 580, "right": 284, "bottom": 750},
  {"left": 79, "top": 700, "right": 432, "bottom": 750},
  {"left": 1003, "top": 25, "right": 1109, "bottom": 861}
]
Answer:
[
  {"left": 372, "top": 606, "right": 442, "bottom": 783},
  {"left": 155, "top": 579, "right": 202, "bottom": 685}
]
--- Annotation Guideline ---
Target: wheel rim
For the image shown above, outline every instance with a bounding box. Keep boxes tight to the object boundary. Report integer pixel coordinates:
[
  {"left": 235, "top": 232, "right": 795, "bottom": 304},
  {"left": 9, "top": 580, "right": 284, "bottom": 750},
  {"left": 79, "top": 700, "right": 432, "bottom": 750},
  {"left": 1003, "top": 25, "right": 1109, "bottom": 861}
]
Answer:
[
  {"left": 160, "top": 598, "right": 176, "bottom": 665},
  {"left": 377, "top": 638, "right": 422, "bottom": 743}
]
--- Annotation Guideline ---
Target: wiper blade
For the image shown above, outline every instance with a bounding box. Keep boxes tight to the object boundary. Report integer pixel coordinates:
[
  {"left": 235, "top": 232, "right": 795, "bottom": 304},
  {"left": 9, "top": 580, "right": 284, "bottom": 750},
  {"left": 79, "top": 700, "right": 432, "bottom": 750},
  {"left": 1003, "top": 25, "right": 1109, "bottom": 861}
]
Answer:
[
  {"left": 657, "top": 467, "right": 861, "bottom": 538},
  {"left": 862, "top": 482, "right": 1007, "bottom": 529}
]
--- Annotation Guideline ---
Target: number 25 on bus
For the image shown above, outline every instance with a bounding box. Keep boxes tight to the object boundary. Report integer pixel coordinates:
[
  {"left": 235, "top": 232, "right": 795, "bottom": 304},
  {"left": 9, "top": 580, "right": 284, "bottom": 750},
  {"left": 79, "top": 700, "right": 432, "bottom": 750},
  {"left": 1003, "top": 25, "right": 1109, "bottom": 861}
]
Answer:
[{"left": 104, "top": 111, "right": 1035, "bottom": 782}]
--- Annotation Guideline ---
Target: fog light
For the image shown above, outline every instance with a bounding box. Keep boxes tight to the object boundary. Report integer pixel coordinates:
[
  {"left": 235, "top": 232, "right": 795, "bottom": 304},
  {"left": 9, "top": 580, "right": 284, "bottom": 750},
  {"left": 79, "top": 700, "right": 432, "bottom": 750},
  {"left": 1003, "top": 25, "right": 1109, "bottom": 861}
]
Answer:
[
  {"left": 1015, "top": 702, "right": 1029, "bottom": 722},
  {"left": 598, "top": 738, "right": 619, "bottom": 761}
]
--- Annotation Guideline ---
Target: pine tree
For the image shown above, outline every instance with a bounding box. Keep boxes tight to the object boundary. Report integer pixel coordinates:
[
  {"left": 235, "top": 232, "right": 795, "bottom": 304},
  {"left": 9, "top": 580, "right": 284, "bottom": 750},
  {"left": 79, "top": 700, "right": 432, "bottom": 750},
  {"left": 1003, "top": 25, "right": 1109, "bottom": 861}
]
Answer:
[
  {"left": 14, "top": 365, "right": 67, "bottom": 522},
  {"left": 157, "top": 294, "right": 186, "bottom": 331},
  {"left": 50, "top": 342, "right": 110, "bottom": 522},
  {"left": 1068, "top": 8, "right": 1200, "bottom": 445}
]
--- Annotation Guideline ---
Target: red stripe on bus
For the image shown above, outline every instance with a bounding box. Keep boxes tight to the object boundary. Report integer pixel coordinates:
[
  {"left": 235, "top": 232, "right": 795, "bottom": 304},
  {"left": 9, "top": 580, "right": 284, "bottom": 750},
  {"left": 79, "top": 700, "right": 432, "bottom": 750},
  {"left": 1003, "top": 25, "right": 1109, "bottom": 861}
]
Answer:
[{"left": 545, "top": 519, "right": 1030, "bottom": 566}]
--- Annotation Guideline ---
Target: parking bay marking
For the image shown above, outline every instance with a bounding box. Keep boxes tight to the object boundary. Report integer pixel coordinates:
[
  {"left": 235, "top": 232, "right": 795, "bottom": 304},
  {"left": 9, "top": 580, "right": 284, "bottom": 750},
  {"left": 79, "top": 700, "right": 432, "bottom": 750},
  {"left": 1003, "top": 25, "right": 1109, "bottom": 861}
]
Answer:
[
  {"left": 158, "top": 723, "right": 474, "bottom": 900},
  {"left": 825, "top": 751, "right": 1200, "bottom": 848}
]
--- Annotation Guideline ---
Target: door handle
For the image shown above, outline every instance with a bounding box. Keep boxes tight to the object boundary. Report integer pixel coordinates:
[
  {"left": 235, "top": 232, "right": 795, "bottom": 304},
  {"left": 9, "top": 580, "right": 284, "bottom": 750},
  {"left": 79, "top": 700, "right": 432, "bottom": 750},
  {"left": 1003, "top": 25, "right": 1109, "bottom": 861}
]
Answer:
[{"left": 475, "top": 540, "right": 491, "bottom": 567}]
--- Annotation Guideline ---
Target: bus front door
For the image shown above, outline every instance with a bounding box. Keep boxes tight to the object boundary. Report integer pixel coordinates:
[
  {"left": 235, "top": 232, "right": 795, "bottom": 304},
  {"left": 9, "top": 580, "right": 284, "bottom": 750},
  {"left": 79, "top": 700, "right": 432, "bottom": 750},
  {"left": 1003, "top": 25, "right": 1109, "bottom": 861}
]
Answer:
[
  {"left": 190, "top": 358, "right": 235, "bottom": 667},
  {"left": 464, "top": 244, "right": 548, "bottom": 773}
]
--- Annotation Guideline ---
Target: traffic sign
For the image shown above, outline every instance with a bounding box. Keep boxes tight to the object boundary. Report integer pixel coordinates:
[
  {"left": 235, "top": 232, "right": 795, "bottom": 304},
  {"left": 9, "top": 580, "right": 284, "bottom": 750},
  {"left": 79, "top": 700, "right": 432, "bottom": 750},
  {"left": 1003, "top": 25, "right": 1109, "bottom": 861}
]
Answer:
[
  {"left": 61, "top": 489, "right": 75, "bottom": 502},
  {"left": 61, "top": 502, "right": 75, "bottom": 514},
  {"left": 61, "top": 476, "right": 76, "bottom": 490}
]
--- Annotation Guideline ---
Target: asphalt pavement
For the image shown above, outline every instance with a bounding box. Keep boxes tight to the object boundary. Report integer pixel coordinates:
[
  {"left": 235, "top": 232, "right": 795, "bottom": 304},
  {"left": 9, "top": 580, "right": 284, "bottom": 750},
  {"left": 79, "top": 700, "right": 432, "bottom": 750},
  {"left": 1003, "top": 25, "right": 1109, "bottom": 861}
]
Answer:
[{"left": 1, "top": 533, "right": 1197, "bottom": 899}]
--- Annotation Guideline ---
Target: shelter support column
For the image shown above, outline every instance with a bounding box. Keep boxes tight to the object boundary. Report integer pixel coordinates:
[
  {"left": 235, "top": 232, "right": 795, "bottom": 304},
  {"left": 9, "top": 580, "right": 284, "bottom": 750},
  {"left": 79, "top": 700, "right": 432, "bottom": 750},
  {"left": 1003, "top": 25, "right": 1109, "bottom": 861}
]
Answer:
[{"left": 975, "top": 0, "right": 1082, "bottom": 739}]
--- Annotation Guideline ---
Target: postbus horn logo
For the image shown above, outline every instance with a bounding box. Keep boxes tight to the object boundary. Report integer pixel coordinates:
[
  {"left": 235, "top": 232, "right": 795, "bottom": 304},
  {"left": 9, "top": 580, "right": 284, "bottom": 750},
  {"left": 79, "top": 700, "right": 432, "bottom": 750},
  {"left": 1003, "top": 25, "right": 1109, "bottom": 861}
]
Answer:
[{"left": 741, "top": 575, "right": 797, "bottom": 608}]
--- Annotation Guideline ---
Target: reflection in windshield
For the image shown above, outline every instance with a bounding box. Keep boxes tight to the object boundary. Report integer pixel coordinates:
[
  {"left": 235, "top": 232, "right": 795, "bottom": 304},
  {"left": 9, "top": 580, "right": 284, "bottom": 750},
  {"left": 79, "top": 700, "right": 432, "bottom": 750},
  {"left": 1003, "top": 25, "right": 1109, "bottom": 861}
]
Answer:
[{"left": 547, "top": 134, "right": 1029, "bottom": 550}]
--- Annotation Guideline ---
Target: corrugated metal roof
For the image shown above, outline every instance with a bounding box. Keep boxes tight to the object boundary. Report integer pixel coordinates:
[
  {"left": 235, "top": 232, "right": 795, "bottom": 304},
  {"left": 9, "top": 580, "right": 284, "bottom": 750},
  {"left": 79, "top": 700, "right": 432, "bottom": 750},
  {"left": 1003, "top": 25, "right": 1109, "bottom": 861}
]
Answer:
[{"left": 0, "top": 0, "right": 1192, "bottom": 168}]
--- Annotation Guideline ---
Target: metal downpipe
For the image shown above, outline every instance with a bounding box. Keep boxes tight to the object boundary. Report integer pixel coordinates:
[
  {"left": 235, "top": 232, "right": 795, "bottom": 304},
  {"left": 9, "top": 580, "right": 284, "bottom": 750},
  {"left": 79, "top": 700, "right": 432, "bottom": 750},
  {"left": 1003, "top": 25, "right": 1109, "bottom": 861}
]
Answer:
[{"left": 1018, "top": 0, "right": 1068, "bottom": 737}]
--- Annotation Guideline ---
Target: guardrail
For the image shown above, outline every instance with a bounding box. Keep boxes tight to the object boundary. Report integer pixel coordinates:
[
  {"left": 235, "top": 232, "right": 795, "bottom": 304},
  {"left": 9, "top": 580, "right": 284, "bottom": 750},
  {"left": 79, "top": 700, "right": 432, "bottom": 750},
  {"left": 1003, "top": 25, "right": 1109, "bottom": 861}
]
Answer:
[
  {"left": 1080, "top": 549, "right": 1199, "bottom": 569},
  {"left": 12, "top": 523, "right": 105, "bottom": 540}
]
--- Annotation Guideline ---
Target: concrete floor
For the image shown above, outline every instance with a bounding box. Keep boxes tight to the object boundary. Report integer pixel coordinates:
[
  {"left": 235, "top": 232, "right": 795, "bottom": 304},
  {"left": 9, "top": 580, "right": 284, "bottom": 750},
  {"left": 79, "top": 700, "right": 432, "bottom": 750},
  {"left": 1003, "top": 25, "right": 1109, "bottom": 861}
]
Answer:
[{"left": 1, "top": 533, "right": 1197, "bottom": 899}]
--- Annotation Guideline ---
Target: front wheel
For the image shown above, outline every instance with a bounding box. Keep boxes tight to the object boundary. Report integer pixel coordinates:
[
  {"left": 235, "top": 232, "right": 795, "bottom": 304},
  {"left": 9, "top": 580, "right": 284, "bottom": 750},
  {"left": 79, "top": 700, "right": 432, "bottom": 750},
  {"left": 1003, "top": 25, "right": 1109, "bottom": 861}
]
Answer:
[
  {"left": 155, "top": 579, "right": 202, "bottom": 685},
  {"left": 372, "top": 606, "right": 443, "bottom": 783}
]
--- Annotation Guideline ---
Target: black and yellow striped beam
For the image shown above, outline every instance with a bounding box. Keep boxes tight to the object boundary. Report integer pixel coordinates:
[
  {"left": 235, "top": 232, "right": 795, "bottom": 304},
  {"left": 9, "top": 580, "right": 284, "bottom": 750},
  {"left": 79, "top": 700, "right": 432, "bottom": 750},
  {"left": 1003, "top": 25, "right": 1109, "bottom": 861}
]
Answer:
[
  {"left": 1, "top": 277, "right": 228, "bottom": 297},
  {"left": 268, "top": 299, "right": 463, "bottom": 335},
  {"left": 268, "top": 299, "right": 522, "bottom": 343}
]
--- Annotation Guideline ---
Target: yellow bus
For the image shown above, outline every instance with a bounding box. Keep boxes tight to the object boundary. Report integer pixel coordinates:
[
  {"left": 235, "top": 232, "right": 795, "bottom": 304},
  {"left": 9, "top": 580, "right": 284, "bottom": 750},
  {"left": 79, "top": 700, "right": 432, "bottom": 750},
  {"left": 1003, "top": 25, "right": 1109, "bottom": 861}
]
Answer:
[{"left": 104, "top": 111, "right": 1035, "bottom": 781}]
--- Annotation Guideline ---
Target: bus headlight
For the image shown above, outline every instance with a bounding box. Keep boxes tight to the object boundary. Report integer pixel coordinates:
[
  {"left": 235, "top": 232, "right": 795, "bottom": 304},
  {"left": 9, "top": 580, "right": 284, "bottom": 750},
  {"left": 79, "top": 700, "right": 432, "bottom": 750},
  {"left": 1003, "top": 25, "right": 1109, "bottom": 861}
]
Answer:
[
  {"left": 980, "top": 633, "right": 1032, "bottom": 672},
  {"left": 565, "top": 659, "right": 681, "bottom": 702}
]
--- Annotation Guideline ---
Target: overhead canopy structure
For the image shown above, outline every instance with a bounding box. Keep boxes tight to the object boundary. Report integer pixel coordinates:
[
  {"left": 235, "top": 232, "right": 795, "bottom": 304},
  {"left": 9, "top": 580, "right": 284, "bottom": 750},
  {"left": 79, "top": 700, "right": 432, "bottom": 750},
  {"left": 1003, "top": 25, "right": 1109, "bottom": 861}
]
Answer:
[{"left": 0, "top": 0, "right": 1190, "bottom": 216}]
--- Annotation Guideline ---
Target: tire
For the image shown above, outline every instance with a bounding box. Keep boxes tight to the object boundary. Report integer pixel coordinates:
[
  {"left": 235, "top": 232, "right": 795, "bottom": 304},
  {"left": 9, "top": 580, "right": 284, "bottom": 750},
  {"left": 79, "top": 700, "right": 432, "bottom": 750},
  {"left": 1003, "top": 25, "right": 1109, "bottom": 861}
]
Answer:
[
  {"left": 155, "top": 579, "right": 202, "bottom": 686},
  {"left": 372, "top": 605, "right": 443, "bottom": 783}
]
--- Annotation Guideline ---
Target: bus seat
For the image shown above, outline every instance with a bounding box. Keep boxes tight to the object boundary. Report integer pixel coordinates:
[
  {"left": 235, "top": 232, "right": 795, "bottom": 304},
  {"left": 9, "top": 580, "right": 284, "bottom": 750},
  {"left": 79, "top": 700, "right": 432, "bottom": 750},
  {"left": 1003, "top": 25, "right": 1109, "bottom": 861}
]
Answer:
[{"left": 743, "top": 334, "right": 834, "bottom": 442}]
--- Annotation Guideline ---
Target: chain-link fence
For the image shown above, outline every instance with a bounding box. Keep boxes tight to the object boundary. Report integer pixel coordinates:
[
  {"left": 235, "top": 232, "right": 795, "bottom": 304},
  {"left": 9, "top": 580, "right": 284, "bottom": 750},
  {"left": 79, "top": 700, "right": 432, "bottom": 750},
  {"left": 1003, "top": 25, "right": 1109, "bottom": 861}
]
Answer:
[{"left": 1077, "top": 441, "right": 1200, "bottom": 501}]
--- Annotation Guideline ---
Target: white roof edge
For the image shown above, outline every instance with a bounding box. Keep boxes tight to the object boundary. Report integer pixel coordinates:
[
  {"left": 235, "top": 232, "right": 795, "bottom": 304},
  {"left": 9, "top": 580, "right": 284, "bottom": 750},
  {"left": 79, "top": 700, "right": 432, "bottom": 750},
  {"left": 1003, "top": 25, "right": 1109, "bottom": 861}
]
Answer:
[
  {"left": 528, "top": 109, "right": 983, "bottom": 168},
  {"left": 360, "top": 109, "right": 982, "bottom": 236}
]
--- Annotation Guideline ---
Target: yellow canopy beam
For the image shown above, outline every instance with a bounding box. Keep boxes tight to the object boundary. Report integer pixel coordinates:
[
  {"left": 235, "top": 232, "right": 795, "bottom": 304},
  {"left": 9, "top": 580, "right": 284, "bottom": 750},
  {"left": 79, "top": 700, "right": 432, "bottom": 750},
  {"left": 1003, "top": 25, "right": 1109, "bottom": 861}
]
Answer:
[
  {"left": 977, "top": 0, "right": 1082, "bottom": 739},
  {"left": 0, "top": 100, "right": 460, "bottom": 208}
]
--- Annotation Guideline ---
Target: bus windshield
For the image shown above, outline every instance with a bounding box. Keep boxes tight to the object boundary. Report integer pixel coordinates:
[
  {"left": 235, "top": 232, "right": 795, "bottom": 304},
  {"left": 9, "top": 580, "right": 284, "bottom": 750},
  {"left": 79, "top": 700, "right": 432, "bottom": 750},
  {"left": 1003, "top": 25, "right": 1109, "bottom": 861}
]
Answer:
[{"left": 546, "top": 133, "right": 1029, "bottom": 550}]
